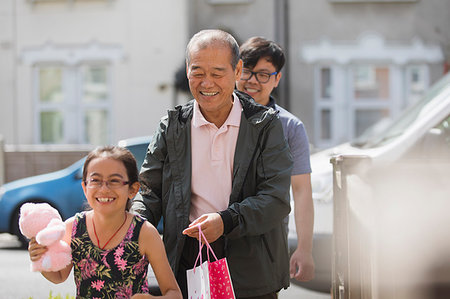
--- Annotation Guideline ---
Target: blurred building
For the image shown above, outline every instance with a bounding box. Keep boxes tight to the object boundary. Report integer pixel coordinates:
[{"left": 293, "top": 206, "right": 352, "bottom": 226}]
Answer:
[
  {"left": 0, "top": 0, "right": 188, "bottom": 146},
  {"left": 0, "top": 0, "right": 449, "bottom": 150},
  {"left": 187, "top": 0, "right": 450, "bottom": 149}
]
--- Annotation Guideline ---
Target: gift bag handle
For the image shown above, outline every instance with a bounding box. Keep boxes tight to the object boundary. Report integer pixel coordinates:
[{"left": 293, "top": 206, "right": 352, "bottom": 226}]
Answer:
[{"left": 193, "top": 225, "right": 219, "bottom": 271}]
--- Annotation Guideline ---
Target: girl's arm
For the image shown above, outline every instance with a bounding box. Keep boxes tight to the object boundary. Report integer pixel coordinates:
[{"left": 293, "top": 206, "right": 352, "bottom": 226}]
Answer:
[
  {"left": 136, "top": 221, "right": 182, "bottom": 299},
  {"left": 28, "top": 218, "right": 74, "bottom": 284}
]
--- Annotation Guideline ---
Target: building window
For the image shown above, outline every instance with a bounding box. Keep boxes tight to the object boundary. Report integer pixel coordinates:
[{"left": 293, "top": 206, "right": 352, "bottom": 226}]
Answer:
[
  {"left": 37, "top": 66, "right": 65, "bottom": 143},
  {"left": 35, "top": 64, "right": 111, "bottom": 145},
  {"left": 80, "top": 65, "right": 110, "bottom": 145},
  {"left": 406, "top": 65, "right": 428, "bottom": 106},
  {"left": 349, "top": 64, "right": 393, "bottom": 138},
  {"left": 40, "top": 111, "right": 64, "bottom": 143},
  {"left": 320, "top": 109, "right": 332, "bottom": 140},
  {"left": 304, "top": 34, "right": 438, "bottom": 149},
  {"left": 315, "top": 66, "right": 341, "bottom": 148},
  {"left": 313, "top": 63, "right": 426, "bottom": 148},
  {"left": 352, "top": 65, "right": 390, "bottom": 100},
  {"left": 320, "top": 68, "right": 332, "bottom": 99},
  {"left": 354, "top": 108, "right": 390, "bottom": 137}
]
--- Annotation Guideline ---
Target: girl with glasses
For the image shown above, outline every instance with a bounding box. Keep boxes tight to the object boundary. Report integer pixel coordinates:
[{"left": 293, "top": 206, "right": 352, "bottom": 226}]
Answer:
[{"left": 27, "top": 146, "right": 181, "bottom": 299}]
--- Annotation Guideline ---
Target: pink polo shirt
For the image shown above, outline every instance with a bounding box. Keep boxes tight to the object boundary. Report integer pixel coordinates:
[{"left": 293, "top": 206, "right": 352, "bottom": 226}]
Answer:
[{"left": 190, "top": 93, "right": 242, "bottom": 222}]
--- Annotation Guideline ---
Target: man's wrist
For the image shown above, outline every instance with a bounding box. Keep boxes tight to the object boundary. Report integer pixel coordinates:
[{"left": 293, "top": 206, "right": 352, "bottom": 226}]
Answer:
[{"left": 218, "top": 210, "right": 233, "bottom": 235}]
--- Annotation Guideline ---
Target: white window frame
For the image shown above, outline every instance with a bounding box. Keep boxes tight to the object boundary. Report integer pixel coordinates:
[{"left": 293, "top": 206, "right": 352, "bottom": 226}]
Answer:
[
  {"left": 314, "top": 64, "right": 348, "bottom": 148},
  {"left": 77, "top": 62, "right": 113, "bottom": 145},
  {"left": 347, "top": 63, "right": 400, "bottom": 139},
  {"left": 23, "top": 41, "right": 123, "bottom": 145},
  {"left": 405, "top": 64, "right": 429, "bottom": 107},
  {"left": 304, "top": 34, "right": 442, "bottom": 148},
  {"left": 33, "top": 62, "right": 112, "bottom": 144}
]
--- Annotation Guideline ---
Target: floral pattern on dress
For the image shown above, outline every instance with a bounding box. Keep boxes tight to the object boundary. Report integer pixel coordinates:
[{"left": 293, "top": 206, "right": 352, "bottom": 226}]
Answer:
[{"left": 71, "top": 212, "right": 150, "bottom": 298}]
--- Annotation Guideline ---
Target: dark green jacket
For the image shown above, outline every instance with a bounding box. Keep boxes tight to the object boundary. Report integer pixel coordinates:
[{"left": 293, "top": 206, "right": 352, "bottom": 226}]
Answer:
[{"left": 132, "top": 91, "right": 293, "bottom": 296}]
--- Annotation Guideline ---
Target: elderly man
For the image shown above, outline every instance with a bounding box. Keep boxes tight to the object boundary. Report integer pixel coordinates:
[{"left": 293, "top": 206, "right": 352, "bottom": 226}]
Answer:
[{"left": 132, "top": 30, "right": 292, "bottom": 299}]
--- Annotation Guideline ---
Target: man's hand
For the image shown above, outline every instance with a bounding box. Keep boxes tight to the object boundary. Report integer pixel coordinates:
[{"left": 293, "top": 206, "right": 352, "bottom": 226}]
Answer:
[
  {"left": 182, "top": 213, "right": 224, "bottom": 243},
  {"left": 289, "top": 248, "right": 315, "bottom": 281}
]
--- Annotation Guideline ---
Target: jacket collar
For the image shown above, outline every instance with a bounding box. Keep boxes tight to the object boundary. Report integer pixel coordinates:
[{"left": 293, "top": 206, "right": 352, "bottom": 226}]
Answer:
[
  {"left": 170, "top": 90, "right": 274, "bottom": 125},
  {"left": 267, "top": 95, "right": 277, "bottom": 109}
]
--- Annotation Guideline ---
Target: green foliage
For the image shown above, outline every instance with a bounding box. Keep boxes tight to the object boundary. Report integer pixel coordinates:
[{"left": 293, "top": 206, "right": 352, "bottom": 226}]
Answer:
[
  {"left": 24, "top": 290, "right": 75, "bottom": 299},
  {"left": 47, "top": 291, "right": 75, "bottom": 299}
]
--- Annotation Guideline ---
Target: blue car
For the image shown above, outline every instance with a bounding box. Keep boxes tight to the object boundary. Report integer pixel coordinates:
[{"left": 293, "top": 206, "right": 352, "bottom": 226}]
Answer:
[{"left": 0, "top": 136, "right": 154, "bottom": 246}]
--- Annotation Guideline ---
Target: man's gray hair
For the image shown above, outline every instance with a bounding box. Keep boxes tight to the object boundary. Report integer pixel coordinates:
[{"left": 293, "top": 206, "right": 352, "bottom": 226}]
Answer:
[{"left": 186, "top": 29, "right": 240, "bottom": 69}]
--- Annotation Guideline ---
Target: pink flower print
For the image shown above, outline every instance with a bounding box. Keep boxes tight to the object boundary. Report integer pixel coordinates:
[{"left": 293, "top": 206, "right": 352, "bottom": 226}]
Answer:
[
  {"left": 114, "top": 256, "right": 127, "bottom": 271},
  {"left": 115, "top": 285, "right": 132, "bottom": 299},
  {"left": 141, "top": 281, "right": 149, "bottom": 293},
  {"left": 75, "top": 280, "right": 81, "bottom": 296},
  {"left": 79, "top": 258, "right": 98, "bottom": 280},
  {"left": 114, "top": 246, "right": 125, "bottom": 258},
  {"left": 91, "top": 280, "right": 104, "bottom": 291},
  {"left": 124, "top": 222, "right": 135, "bottom": 241},
  {"left": 133, "top": 257, "right": 147, "bottom": 274},
  {"left": 101, "top": 251, "right": 110, "bottom": 268},
  {"left": 71, "top": 218, "right": 78, "bottom": 239}
]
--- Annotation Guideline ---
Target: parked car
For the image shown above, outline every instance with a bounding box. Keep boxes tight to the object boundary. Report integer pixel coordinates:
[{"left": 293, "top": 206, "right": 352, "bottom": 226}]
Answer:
[
  {"left": 0, "top": 136, "right": 153, "bottom": 246},
  {"left": 290, "top": 71, "right": 450, "bottom": 293}
]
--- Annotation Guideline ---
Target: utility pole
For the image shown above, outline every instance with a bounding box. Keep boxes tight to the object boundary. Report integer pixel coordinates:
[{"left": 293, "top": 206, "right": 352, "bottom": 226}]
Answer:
[{"left": 274, "top": 0, "right": 290, "bottom": 111}]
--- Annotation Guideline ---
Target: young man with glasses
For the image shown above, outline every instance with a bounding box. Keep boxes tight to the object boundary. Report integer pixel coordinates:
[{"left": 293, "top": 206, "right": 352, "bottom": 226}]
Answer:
[{"left": 236, "top": 37, "right": 315, "bottom": 283}]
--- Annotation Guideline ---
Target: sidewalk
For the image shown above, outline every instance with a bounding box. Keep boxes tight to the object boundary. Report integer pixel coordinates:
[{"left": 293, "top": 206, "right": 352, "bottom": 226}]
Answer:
[{"left": 0, "top": 233, "right": 329, "bottom": 299}]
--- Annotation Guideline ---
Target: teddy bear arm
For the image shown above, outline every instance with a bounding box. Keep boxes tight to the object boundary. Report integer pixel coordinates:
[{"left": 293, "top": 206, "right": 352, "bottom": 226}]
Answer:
[{"left": 36, "top": 225, "right": 65, "bottom": 246}]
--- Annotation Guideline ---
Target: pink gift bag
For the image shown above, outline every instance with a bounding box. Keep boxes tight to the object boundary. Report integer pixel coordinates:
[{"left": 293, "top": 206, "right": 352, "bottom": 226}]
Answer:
[{"left": 186, "top": 226, "right": 235, "bottom": 299}]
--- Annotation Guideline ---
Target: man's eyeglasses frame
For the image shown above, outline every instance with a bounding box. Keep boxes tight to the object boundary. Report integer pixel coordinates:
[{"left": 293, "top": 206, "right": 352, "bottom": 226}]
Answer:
[{"left": 240, "top": 69, "right": 278, "bottom": 84}]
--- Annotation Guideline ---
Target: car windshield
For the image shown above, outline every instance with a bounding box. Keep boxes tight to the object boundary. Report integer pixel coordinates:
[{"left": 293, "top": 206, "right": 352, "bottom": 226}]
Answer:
[{"left": 352, "top": 73, "right": 450, "bottom": 149}]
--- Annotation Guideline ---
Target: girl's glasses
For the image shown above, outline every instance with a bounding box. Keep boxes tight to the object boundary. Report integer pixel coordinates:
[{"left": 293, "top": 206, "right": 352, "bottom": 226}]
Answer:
[{"left": 85, "top": 178, "right": 129, "bottom": 189}]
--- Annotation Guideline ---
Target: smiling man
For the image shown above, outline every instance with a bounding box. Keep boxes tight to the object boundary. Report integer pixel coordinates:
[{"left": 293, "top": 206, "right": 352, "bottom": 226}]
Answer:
[
  {"left": 131, "top": 30, "right": 293, "bottom": 299},
  {"left": 236, "top": 37, "right": 315, "bottom": 283}
]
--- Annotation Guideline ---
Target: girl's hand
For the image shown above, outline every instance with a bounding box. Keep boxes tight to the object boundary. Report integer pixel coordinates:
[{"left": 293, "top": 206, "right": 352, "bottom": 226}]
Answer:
[{"left": 28, "top": 237, "right": 48, "bottom": 262}]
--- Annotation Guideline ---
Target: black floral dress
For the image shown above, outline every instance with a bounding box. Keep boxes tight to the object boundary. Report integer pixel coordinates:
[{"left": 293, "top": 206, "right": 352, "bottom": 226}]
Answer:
[{"left": 71, "top": 212, "right": 150, "bottom": 299}]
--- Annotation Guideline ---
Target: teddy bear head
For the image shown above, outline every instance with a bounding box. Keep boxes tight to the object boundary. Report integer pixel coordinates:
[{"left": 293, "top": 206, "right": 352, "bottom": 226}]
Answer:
[{"left": 18, "top": 202, "right": 62, "bottom": 239}]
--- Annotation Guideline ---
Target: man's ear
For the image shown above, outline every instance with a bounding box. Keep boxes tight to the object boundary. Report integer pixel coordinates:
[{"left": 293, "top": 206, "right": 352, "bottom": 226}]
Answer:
[
  {"left": 274, "top": 71, "right": 282, "bottom": 88},
  {"left": 235, "top": 59, "right": 243, "bottom": 80}
]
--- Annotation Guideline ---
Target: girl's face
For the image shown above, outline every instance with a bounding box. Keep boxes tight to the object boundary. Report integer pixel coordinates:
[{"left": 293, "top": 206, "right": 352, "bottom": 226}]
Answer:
[{"left": 82, "top": 157, "right": 139, "bottom": 215}]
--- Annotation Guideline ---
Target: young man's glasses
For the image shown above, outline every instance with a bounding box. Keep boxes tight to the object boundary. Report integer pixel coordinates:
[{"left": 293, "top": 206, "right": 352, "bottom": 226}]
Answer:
[
  {"left": 85, "top": 178, "right": 129, "bottom": 189},
  {"left": 240, "top": 69, "right": 278, "bottom": 83}
]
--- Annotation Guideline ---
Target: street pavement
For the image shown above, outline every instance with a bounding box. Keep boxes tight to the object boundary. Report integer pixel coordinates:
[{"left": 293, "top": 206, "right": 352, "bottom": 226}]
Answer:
[{"left": 0, "top": 233, "right": 330, "bottom": 299}]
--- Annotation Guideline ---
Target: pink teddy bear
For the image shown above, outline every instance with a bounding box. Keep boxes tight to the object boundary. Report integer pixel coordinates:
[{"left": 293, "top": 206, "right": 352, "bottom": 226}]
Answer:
[{"left": 19, "top": 202, "right": 72, "bottom": 272}]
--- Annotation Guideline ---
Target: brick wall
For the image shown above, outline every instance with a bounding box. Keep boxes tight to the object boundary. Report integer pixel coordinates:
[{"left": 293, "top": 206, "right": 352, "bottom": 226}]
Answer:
[{"left": 1, "top": 144, "right": 93, "bottom": 184}]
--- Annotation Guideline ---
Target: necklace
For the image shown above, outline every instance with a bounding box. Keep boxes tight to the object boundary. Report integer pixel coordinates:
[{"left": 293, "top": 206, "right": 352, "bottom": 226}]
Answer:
[{"left": 92, "top": 212, "right": 127, "bottom": 250}]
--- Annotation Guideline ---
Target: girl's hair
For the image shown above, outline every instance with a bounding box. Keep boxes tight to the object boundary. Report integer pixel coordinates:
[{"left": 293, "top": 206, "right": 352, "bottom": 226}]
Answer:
[{"left": 82, "top": 146, "right": 139, "bottom": 210}]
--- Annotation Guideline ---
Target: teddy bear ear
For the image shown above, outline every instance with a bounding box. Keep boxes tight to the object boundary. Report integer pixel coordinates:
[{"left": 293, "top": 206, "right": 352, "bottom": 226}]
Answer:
[{"left": 19, "top": 202, "right": 33, "bottom": 217}]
